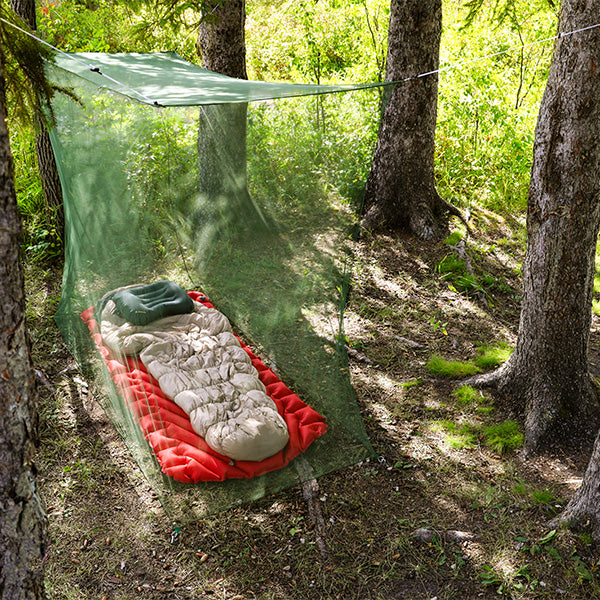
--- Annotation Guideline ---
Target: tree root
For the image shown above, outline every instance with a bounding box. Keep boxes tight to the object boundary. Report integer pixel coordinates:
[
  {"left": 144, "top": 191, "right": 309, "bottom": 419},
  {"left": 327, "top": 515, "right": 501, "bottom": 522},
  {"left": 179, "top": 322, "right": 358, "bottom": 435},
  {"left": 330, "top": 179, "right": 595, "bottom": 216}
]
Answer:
[{"left": 462, "top": 364, "right": 507, "bottom": 389}]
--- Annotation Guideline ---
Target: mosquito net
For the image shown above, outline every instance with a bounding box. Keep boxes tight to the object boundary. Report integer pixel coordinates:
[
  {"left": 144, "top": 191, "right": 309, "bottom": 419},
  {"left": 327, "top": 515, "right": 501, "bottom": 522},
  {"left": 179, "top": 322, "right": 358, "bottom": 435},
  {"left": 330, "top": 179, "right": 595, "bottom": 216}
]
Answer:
[{"left": 48, "top": 52, "right": 384, "bottom": 520}]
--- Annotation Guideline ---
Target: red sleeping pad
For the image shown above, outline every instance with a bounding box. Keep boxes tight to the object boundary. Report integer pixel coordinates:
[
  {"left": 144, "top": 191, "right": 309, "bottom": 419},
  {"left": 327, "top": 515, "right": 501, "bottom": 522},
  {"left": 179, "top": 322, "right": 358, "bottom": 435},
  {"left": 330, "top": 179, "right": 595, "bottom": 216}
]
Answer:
[{"left": 81, "top": 291, "right": 327, "bottom": 483}]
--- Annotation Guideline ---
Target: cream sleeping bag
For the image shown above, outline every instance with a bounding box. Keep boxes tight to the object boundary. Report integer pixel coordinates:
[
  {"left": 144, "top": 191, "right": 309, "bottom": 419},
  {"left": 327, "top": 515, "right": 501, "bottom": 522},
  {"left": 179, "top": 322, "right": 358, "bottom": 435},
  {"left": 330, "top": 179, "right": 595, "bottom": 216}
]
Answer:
[{"left": 98, "top": 283, "right": 290, "bottom": 462}]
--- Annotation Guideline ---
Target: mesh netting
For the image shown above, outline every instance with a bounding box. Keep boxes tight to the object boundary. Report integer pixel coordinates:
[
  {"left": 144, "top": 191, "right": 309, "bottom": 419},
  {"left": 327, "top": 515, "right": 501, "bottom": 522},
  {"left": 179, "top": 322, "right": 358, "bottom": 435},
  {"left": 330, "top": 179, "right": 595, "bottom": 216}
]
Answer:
[{"left": 48, "top": 53, "right": 381, "bottom": 520}]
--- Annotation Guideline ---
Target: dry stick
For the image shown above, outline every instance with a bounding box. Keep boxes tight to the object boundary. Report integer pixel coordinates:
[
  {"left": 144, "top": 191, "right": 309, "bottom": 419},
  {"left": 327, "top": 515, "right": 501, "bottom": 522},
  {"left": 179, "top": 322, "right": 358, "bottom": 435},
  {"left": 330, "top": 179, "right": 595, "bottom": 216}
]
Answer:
[
  {"left": 296, "top": 458, "right": 330, "bottom": 561},
  {"left": 346, "top": 345, "right": 374, "bottom": 365},
  {"left": 35, "top": 368, "right": 56, "bottom": 394}
]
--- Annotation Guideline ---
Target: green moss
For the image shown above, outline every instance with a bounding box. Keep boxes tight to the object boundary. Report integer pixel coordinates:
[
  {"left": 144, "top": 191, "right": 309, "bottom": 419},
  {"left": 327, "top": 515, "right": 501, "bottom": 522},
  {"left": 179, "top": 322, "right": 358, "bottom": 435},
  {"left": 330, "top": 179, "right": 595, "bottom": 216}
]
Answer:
[
  {"left": 475, "top": 342, "right": 513, "bottom": 369},
  {"left": 432, "top": 420, "right": 479, "bottom": 449},
  {"left": 443, "top": 231, "right": 463, "bottom": 246},
  {"left": 453, "top": 385, "right": 481, "bottom": 406},
  {"left": 483, "top": 421, "right": 523, "bottom": 454},
  {"left": 427, "top": 355, "right": 480, "bottom": 378}
]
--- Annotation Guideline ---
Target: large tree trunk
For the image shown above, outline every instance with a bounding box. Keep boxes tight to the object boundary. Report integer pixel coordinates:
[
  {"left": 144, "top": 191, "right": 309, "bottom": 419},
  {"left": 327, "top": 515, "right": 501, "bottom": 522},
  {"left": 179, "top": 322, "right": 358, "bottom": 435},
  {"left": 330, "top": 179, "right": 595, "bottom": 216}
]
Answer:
[
  {"left": 10, "top": 0, "right": 64, "bottom": 242},
  {"left": 197, "top": 0, "right": 255, "bottom": 228},
  {"left": 556, "top": 432, "right": 600, "bottom": 541},
  {"left": 0, "top": 57, "right": 46, "bottom": 600},
  {"left": 468, "top": 0, "right": 600, "bottom": 453},
  {"left": 361, "top": 0, "right": 449, "bottom": 240},
  {"left": 8, "top": 0, "right": 35, "bottom": 26},
  {"left": 197, "top": 0, "right": 247, "bottom": 79}
]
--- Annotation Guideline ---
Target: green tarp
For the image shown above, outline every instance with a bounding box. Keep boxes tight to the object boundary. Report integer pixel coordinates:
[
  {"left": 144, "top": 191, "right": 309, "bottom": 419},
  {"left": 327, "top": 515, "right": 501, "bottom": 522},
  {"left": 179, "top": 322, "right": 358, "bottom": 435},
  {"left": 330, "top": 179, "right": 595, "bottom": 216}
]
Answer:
[{"left": 53, "top": 50, "right": 386, "bottom": 106}]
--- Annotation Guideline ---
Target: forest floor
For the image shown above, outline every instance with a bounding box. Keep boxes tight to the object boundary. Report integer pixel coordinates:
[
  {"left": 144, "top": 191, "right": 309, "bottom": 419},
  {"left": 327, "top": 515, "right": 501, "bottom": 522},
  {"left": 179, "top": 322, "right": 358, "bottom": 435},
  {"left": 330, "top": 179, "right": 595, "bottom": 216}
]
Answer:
[{"left": 26, "top": 211, "right": 600, "bottom": 600}]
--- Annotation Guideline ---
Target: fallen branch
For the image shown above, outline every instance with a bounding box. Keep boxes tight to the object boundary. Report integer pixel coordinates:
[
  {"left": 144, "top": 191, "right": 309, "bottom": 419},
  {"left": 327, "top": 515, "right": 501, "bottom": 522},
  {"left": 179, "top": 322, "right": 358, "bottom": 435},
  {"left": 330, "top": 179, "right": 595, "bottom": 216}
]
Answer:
[
  {"left": 296, "top": 457, "right": 330, "bottom": 561},
  {"left": 301, "top": 478, "right": 330, "bottom": 561},
  {"left": 346, "top": 345, "right": 374, "bottom": 365},
  {"left": 411, "top": 527, "right": 480, "bottom": 544}
]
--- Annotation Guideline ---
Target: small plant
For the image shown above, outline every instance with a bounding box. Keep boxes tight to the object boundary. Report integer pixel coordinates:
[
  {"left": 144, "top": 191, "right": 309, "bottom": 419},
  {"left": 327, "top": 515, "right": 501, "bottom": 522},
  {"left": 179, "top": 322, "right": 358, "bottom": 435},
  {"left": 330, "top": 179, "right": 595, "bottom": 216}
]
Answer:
[
  {"left": 479, "top": 565, "right": 505, "bottom": 593},
  {"left": 531, "top": 488, "right": 563, "bottom": 508},
  {"left": 427, "top": 355, "right": 480, "bottom": 378},
  {"left": 437, "top": 255, "right": 467, "bottom": 276},
  {"left": 429, "top": 316, "right": 448, "bottom": 335},
  {"left": 475, "top": 342, "right": 513, "bottom": 368},
  {"left": 483, "top": 420, "right": 523, "bottom": 454}
]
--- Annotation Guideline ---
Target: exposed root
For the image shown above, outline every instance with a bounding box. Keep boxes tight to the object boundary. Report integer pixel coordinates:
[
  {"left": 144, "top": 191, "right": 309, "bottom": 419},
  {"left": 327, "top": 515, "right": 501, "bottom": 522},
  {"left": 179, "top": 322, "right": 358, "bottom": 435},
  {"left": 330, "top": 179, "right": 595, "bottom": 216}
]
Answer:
[
  {"left": 437, "top": 196, "right": 473, "bottom": 236},
  {"left": 461, "top": 364, "right": 507, "bottom": 389}
]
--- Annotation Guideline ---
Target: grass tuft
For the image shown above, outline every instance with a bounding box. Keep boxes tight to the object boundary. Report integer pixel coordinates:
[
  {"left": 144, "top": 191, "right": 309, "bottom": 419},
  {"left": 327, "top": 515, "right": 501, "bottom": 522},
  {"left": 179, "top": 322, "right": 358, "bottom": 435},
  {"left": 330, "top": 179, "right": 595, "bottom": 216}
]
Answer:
[
  {"left": 482, "top": 420, "right": 523, "bottom": 454},
  {"left": 475, "top": 342, "right": 513, "bottom": 369},
  {"left": 437, "top": 255, "right": 467, "bottom": 276},
  {"left": 453, "top": 385, "right": 481, "bottom": 406},
  {"left": 427, "top": 355, "right": 480, "bottom": 378}
]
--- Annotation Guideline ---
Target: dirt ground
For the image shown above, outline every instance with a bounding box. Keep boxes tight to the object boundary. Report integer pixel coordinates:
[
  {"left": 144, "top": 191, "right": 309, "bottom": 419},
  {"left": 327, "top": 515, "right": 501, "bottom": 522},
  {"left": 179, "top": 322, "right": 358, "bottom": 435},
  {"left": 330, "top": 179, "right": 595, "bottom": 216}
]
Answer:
[{"left": 27, "top": 220, "right": 600, "bottom": 599}]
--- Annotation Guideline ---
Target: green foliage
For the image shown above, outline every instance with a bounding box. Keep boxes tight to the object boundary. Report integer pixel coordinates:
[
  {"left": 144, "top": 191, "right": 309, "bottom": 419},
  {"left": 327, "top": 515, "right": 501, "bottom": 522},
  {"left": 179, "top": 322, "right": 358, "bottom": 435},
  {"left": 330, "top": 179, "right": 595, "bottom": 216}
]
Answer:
[
  {"left": 12, "top": 128, "right": 62, "bottom": 260},
  {"left": 1, "top": 5, "right": 58, "bottom": 126},
  {"left": 246, "top": 0, "right": 389, "bottom": 84},
  {"left": 427, "top": 355, "right": 480, "bottom": 378},
  {"left": 436, "top": 2, "right": 556, "bottom": 214},
  {"left": 38, "top": 0, "right": 198, "bottom": 59},
  {"left": 482, "top": 420, "right": 523, "bottom": 453}
]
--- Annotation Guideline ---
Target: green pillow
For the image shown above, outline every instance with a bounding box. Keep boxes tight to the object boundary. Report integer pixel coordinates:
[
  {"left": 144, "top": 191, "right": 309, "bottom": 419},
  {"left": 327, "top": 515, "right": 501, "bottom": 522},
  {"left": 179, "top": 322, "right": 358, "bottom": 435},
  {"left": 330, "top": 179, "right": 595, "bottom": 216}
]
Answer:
[{"left": 111, "top": 281, "right": 194, "bottom": 326}]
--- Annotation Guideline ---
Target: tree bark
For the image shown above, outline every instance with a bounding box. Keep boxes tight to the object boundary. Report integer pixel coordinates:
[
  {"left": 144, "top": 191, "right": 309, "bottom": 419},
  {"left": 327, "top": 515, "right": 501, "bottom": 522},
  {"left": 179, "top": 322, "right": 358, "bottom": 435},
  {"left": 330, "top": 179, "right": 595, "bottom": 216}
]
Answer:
[
  {"left": 0, "top": 55, "right": 46, "bottom": 600},
  {"left": 197, "top": 0, "right": 253, "bottom": 225},
  {"left": 9, "top": 0, "right": 35, "bottom": 27},
  {"left": 10, "top": 0, "right": 64, "bottom": 242},
  {"left": 554, "top": 432, "right": 600, "bottom": 541},
  {"left": 361, "top": 0, "right": 450, "bottom": 240},
  {"left": 197, "top": 0, "right": 247, "bottom": 79},
  {"left": 466, "top": 0, "right": 600, "bottom": 453}
]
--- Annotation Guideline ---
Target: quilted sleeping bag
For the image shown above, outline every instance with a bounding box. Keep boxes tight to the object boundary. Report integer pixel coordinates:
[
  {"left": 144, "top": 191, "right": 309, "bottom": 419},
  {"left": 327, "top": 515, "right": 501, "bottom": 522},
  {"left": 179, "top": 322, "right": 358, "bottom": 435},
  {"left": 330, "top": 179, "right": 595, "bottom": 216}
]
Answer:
[{"left": 98, "top": 286, "right": 290, "bottom": 462}]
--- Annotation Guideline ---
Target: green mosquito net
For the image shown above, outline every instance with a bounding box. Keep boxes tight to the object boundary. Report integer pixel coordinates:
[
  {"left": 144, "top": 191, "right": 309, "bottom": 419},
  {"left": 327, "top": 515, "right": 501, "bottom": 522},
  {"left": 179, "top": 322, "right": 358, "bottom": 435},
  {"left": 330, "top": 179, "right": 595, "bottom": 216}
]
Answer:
[{"left": 48, "top": 52, "right": 382, "bottom": 520}]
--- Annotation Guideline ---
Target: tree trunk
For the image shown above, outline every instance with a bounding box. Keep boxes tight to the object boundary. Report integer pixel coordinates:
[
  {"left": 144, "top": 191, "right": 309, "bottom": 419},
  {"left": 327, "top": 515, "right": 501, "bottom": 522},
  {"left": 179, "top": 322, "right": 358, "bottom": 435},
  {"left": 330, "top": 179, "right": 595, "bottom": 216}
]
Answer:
[
  {"left": 0, "top": 57, "right": 46, "bottom": 600},
  {"left": 197, "top": 0, "right": 254, "bottom": 227},
  {"left": 9, "top": 0, "right": 35, "bottom": 27},
  {"left": 555, "top": 432, "right": 600, "bottom": 541},
  {"left": 34, "top": 128, "right": 64, "bottom": 240},
  {"left": 197, "top": 0, "right": 247, "bottom": 79},
  {"left": 10, "top": 0, "right": 64, "bottom": 242},
  {"left": 361, "top": 0, "right": 449, "bottom": 240},
  {"left": 467, "top": 0, "right": 600, "bottom": 453}
]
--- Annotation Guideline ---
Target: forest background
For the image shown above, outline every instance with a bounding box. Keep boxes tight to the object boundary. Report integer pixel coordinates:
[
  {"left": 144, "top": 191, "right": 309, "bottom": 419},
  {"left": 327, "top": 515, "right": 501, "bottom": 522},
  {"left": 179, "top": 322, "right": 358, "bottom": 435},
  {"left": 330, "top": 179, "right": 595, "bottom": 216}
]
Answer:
[{"left": 10, "top": 0, "right": 600, "bottom": 599}]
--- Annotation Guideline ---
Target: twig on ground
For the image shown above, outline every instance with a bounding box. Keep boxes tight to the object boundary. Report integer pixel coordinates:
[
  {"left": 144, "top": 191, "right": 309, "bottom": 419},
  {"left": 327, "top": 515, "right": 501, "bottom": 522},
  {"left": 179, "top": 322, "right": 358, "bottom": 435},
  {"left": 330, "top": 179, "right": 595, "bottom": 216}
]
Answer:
[
  {"left": 301, "top": 478, "right": 330, "bottom": 561},
  {"left": 35, "top": 368, "right": 56, "bottom": 394}
]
